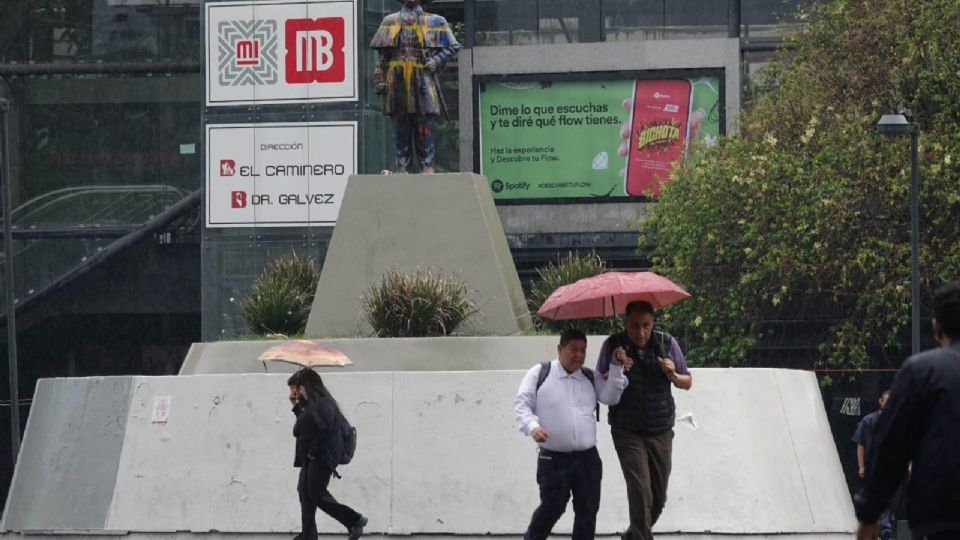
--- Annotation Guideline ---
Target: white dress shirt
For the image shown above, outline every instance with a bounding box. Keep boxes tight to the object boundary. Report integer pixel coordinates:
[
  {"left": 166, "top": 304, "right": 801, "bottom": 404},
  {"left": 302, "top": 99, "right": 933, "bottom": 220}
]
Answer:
[{"left": 514, "top": 359, "right": 628, "bottom": 452}]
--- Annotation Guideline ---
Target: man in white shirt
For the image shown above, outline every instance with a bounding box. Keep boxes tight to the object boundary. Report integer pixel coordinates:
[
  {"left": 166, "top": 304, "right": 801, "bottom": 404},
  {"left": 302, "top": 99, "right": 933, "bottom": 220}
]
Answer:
[{"left": 514, "top": 329, "right": 631, "bottom": 540}]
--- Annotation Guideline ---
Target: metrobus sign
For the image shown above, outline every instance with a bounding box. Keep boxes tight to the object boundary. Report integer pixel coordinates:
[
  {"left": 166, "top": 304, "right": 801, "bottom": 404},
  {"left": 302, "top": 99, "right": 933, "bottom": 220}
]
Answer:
[
  {"left": 206, "top": 122, "right": 357, "bottom": 227},
  {"left": 205, "top": 0, "right": 357, "bottom": 106}
]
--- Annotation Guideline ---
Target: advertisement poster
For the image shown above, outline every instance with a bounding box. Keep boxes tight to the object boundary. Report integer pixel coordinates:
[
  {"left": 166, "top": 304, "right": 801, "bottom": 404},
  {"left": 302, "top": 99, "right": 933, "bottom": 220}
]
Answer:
[
  {"left": 206, "top": 122, "right": 357, "bottom": 228},
  {"left": 205, "top": 0, "right": 358, "bottom": 106},
  {"left": 479, "top": 77, "right": 720, "bottom": 199}
]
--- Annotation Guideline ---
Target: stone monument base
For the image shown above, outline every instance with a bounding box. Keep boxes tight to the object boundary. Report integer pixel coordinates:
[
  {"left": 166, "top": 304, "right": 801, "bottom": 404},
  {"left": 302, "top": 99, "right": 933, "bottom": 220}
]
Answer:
[{"left": 304, "top": 173, "right": 531, "bottom": 337}]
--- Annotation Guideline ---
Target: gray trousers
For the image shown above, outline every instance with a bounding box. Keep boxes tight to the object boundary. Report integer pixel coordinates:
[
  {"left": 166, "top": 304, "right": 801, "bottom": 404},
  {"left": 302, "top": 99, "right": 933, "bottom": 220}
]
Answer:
[{"left": 611, "top": 428, "right": 674, "bottom": 540}]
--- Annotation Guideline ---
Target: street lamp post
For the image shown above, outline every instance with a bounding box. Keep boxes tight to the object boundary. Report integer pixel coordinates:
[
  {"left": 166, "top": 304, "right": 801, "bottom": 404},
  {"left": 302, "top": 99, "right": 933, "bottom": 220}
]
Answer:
[
  {"left": 0, "top": 98, "right": 21, "bottom": 459},
  {"left": 877, "top": 114, "right": 921, "bottom": 355}
]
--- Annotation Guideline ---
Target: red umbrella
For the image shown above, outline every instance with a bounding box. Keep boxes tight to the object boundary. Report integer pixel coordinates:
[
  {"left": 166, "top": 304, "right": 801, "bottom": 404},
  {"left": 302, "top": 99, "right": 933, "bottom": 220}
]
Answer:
[{"left": 537, "top": 271, "right": 690, "bottom": 320}]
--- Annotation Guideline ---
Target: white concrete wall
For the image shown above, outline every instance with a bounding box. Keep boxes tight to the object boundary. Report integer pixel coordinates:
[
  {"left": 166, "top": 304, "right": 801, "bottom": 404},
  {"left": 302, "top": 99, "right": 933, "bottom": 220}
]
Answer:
[{"left": 3, "top": 369, "right": 854, "bottom": 536}]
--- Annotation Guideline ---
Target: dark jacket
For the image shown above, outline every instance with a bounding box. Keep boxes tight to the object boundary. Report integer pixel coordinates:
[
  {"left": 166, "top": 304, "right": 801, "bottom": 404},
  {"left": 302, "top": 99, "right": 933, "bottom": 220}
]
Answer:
[
  {"left": 606, "top": 331, "right": 676, "bottom": 435},
  {"left": 854, "top": 342, "right": 960, "bottom": 538},
  {"left": 292, "top": 395, "right": 338, "bottom": 469}
]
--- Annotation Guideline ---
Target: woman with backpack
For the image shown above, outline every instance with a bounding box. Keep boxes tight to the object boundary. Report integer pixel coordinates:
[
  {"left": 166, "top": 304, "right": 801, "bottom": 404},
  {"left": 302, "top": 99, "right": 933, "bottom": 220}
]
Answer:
[{"left": 288, "top": 368, "right": 367, "bottom": 540}]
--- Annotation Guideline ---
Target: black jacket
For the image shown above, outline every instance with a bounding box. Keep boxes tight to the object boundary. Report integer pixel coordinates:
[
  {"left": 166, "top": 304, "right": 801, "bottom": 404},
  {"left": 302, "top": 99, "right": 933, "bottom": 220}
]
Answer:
[
  {"left": 292, "top": 395, "right": 338, "bottom": 469},
  {"left": 854, "top": 342, "right": 960, "bottom": 538}
]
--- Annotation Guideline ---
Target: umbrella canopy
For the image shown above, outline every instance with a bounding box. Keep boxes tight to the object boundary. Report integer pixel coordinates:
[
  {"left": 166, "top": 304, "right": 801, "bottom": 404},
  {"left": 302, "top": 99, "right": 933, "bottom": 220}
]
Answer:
[
  {"left": 537, "top": 271, "right": 690, "bottom": 320},
  {"left": 258, "top": 340, "right": 353, "bottom": 368}
]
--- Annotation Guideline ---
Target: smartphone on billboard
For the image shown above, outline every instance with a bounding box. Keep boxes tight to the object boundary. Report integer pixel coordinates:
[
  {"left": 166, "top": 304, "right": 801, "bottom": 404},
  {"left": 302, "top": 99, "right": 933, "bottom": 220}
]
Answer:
[{"left": 625, "top": 79, "right": 692, "bottom": 197}]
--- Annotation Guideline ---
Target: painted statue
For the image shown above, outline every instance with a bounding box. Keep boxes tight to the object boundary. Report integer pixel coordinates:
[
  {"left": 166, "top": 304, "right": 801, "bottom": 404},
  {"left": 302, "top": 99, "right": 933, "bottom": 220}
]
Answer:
[{"left": 370, "top": 0, "right": 461, "bottom": 173}]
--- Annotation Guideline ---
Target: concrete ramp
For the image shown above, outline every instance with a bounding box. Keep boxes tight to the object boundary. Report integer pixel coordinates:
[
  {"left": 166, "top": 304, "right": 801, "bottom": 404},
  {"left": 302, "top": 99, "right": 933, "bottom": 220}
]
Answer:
[
  {"left": 179, "top": 335, "right": 595, "bottom": 375},
  {"left": 2, "top": 370, "right": 854, "bottom": 537}
]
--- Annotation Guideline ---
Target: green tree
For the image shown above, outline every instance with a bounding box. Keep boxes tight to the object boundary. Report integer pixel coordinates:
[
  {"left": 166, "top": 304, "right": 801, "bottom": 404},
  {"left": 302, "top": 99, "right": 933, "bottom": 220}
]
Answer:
[{"left": 641, "top": 0, "right": 960, "bottom": 369}]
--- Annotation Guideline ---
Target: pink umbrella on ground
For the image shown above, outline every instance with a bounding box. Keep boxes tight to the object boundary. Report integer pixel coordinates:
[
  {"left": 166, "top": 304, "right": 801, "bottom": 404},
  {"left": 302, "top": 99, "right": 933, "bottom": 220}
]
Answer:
[{"left": 537, "top": 271, "right": 690, "bottom": 320}]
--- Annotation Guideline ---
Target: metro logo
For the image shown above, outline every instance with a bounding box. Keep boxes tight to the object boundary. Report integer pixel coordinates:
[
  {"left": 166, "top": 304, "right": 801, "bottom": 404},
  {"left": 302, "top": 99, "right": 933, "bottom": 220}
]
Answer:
[
  {"left": 235, "top": 40, "right": 260, "bottom": 66},
  {"left": 285, "top": 18, "right": 345, "bottom": 84},
  {"left": 231, "top": 191, "right": 247, "bottom": 208},
  {"left": 220, "top": 159, "right": 236, "bottom": 176}
]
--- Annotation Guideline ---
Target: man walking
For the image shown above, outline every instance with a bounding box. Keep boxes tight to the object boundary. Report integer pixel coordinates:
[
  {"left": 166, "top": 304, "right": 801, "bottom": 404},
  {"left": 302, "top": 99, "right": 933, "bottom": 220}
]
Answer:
[
  {"left": 596, "top": 300, "right": 692, "bottom": 540},
  {"left": 514, "top": 329, "right": 630, "bottom": 540},
  {"left": 852, "top": 390, "right": 894, "bottom": 539},
  {"left": 855, "top": 282, "right": 960, "bottom": 540},
  {"left": 854, "top": 390, "right": 891, "bottom": 481}
]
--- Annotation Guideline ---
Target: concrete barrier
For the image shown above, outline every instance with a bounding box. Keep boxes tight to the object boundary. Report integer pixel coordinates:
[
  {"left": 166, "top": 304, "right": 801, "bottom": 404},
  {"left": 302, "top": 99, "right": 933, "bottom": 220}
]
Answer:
[
  {"left": 3, "top": 369, "right": 854, "bottom": 537},
  {"left": 179, "top": 336, "right": 595, "bottom": 375}
]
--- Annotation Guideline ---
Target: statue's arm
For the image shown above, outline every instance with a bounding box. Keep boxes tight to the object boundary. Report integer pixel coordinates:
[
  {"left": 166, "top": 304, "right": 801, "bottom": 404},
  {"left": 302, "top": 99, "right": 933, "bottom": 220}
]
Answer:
[
  {"left": 426, "top": 41, "right": 460, "bottom": 73},
  {"left": 431, "top": 42, "right": 461, "bottom": 69},
  {"left": 374, "top": 50, "right": 390, "bottom": 94}
]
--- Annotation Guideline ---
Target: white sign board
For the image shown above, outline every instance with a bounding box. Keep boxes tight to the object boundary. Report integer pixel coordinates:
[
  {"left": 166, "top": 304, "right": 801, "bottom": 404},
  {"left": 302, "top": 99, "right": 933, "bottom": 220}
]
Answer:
[
  {"left": 206, "top": 122, "right": 357, "bottom": 228},
  {"left": 205, "top": 0, "right": 357, "bottom": 106}
]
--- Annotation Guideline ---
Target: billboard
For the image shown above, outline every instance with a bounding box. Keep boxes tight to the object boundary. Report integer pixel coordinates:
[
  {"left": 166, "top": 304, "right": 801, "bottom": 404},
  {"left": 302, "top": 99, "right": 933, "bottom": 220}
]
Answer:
[
  {"left": 205, "top": 122, "right": 357, "bottom": 228},
  {"left": 205, "top": 0, "right": 358, "bottom": 106},
  {"left": 479, "top": 77, "right": 721, "bottom": 199}
]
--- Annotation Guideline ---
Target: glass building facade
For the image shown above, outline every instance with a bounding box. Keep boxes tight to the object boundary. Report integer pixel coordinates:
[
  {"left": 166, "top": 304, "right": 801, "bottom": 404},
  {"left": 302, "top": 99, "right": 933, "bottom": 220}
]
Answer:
[
  {"left": 473, "top": 0, "right": 802, "bottom": 45},
  {"left": 0, "top": 0, "right": 804, "bottom": 502}
]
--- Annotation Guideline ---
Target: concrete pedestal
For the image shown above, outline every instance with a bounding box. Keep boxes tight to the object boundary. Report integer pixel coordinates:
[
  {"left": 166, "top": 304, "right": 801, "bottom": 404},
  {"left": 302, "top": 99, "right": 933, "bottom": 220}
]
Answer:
[{"left": 304, "top": 173, "right": 531, "bottom": 337}]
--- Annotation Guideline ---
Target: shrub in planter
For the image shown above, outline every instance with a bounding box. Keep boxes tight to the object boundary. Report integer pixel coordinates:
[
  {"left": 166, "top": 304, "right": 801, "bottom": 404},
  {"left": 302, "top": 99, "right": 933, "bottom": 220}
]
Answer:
[
  {"left": 527, "top": 251, "right": 622, "bottom": 335},
  {"left": 241, "top": 252, "right": 320, "bottom": 336},
  {"left": 360, "top": 268, "right": 479, "bottom": 337}
]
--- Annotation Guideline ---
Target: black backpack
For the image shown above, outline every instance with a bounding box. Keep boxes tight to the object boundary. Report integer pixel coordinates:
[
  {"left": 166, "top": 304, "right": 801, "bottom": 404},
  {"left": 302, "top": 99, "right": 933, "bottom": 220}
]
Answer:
[
  {"left": 535, "top": 361, "right": 600, "bottom": 420},
  {"left": 312, "top": 397, "right": 357, "bottom": 473},
  {"left": 333, "top": 411, "right": 357, "bottom": 466}
]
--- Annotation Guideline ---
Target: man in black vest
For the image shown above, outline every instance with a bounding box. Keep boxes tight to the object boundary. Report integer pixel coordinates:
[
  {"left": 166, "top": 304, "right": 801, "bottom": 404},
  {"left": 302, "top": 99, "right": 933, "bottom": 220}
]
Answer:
[
  {"left": 855, "top": 282, "right": 960, "bottom": 540},
  {"left": 596, "top": 300, "right": 692, "bottom": 540}
]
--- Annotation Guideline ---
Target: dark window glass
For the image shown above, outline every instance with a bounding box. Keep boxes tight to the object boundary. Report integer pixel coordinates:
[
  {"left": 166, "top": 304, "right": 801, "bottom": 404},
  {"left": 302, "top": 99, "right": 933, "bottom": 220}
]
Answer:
[
  {"left": 603, "top": 0, "right": 726, "bottom": 41},
  {"left": 473, "top": 0, "right": 808, "bottom": 45},
  {"left": 742, "top": 0, "right": 804, "bottom": 25},
  {"left": 5, "top": 75, "right": 201, "bottom": 226},
  {"left": 663, "top": 0, "right": 727, "bottom": 28},
  {"left": 741, "top": 0, "right": 806, "bottom": 40},
  {"left": 1, "top": 1, "right": 201, "bottom": 63},
  {"left": 475, "top": 0, "right": 539, "bottom": 45},
  {"left": 604, "top": 0, "right": 667, "bottom": 30},
  {"left": 539, "top": 0, "right": 602, "bottom": 43}
]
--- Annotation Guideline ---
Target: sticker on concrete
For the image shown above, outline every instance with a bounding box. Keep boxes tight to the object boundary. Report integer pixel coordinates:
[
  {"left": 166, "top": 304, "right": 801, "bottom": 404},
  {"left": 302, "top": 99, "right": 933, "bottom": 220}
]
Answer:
[{"left": 152, "top": 395, "right": 172, "bottom": 424}]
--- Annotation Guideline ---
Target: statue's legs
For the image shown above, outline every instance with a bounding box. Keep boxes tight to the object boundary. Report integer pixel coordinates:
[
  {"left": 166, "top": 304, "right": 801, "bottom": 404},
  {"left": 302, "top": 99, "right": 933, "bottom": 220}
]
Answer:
[
  {"left": 393, "top": 115, "right": 414, "bottom": 173},
  {"left": 413, "top": 119, "right": 435, "bottom": 173},
  {"left": 393, "top": 114, "right": 436, "bottom": 173}
]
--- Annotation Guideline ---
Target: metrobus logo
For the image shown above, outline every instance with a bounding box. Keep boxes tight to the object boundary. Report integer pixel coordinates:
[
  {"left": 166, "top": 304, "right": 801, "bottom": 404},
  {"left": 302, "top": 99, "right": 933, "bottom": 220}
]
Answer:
[
  {"left": 231, "top": 191, "right": 247, "bottom": 208},
  {"left": 235, "top": 40, "right": 260, "bottom": 66},
  {"left": 218, "top": 18, "right": 346, "bottom": 86},
  {"left": 285, "top": 18, "right": 345, "bottom": 84},
  {"left": 220, "top": 159, "right": 236, "bottom": 176}
]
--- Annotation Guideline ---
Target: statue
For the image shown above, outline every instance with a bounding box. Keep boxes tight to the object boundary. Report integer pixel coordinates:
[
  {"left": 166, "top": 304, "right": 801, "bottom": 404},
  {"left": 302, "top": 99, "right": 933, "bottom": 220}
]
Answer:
[{"left": 370, "top": 0, "right": 461, "bottom": 173}]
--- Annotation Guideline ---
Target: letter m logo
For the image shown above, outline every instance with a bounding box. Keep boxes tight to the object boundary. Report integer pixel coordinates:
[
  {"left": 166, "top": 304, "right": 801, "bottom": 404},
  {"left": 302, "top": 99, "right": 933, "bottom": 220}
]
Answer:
[{"left": 284, "top": 18, "right": 345, "bottom": 84}]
